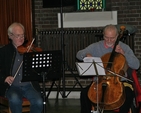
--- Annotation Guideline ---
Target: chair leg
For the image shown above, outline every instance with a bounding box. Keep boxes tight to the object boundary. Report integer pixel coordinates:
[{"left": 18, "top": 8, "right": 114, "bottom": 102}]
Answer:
[
  {"left": 0, "top": 103, "right": 11, "bottom": 113},
  {"left": 0, "top": 97, "right": 30, "bottom": 113},
  {"left": 8, "top": 107, "right": 11, "bottom": 113}
]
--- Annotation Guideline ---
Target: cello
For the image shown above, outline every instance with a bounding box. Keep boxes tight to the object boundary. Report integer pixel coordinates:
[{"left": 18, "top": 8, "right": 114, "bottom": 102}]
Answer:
[{"left": 88, "top": 26, "right": 129, "bottom": 111}]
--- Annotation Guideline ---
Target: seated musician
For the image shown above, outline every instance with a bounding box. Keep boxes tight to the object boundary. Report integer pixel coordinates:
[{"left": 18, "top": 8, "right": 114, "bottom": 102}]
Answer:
[
  {"left": 0, "top": 22, "right": 43, "bottom": 113},
  {"left": 76, "top": 24, "right": 140, "bottom": 113}
]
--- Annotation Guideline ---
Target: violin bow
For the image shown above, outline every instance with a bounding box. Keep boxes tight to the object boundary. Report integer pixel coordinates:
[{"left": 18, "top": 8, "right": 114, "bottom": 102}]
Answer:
[
  {"left": 27, "top": 38, "right": 35, "bottom": 52},
  {"left": 95, "top": 61, "right": 133, "bottom": 82},
  {"left": 11, "top": 38, "right": 35, "bottom": 85}
]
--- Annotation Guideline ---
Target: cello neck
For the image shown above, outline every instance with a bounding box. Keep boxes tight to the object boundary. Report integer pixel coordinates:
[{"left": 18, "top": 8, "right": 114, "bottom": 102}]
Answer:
[
  {"left": 106, "top": 38, "right": 119, "bottom": 69},
  {"left": 106, "top": 26, "right": 125, "bottom": 69}
]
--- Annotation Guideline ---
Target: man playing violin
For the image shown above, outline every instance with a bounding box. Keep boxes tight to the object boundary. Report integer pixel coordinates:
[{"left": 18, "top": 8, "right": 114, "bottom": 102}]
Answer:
[
  {"left": 76, "top": 24, "right": 140, "bottom": 113},
  {"left": 0, "top": 22, "right": 43, "bottom": 113}
]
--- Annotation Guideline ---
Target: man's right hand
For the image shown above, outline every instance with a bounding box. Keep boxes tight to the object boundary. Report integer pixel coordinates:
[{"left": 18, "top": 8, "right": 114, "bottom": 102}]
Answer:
[{"left": 5, "top": 76, "right": 14, "bottom": 85}]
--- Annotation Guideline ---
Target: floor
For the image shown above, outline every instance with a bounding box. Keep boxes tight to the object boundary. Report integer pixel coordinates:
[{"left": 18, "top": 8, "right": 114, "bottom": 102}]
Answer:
[
  {"left": 0, "top": 98, "right": 115, "bottom": 113},
  {"left": 46, "top": 98, "right": 114, "bottom": 113},
  {"left": 0, "top": 95, "right": 116, "bottom": 113},
  {"left": 46, "top": 99, "right": 81, "bottom": 113}
]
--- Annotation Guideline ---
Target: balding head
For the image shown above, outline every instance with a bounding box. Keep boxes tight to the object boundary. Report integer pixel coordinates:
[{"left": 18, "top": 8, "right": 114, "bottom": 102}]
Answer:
[{"left": 8, "top": 22, "right": 25, "bottom": 37}]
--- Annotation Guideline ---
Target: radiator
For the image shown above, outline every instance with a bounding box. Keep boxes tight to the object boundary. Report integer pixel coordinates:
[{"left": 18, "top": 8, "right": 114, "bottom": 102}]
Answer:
[{"left": 36, "top": 29, "right": 134, "bottom": 71}]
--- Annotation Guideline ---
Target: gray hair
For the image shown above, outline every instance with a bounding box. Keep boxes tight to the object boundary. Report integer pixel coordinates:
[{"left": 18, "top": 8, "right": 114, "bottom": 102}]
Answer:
[
  {"left": 8, "top": 22, "right": 25, "bottom": 36},
  {"left": 103, "top": 24, "right": 119, "bottom": 37}
]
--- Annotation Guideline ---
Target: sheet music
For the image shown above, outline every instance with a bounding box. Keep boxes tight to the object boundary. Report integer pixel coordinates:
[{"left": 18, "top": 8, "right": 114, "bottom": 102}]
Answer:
[{"left": 76, "top": 57, "right": 106, "bottom": 76}]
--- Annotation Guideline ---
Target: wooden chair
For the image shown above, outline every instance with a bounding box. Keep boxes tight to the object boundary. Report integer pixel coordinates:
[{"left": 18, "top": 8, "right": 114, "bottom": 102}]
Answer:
[{"left": 0, "top": 96, "right": 30, "bottom": 113}]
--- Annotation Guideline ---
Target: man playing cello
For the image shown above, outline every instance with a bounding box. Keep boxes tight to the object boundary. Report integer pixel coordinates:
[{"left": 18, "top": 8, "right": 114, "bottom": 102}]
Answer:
[{"left": 76, "top": 24, "right": 140, "bottom": 113}]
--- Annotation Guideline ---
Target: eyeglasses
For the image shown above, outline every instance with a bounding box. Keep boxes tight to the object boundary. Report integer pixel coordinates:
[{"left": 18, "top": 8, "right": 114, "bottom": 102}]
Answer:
[
  {"left": 104, "top": 36, "right": 116, "bottom": 41},
  {"left": 11, "top": 33, "right": 25, "bottom": 39}
]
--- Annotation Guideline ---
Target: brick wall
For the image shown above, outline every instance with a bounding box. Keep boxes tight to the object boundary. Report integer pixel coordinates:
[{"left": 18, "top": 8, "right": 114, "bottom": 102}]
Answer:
[
  {"left": 33, "top": 0, "right": 141, "bottom": 59},
  {"left": 33, "top": 0, "right": 141, "bottom": 92}
]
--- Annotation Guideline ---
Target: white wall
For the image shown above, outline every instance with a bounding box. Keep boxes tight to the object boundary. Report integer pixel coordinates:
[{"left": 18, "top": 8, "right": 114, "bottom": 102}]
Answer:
[{"left": 58, "top": 11, "right": 117, "bottom": 28}]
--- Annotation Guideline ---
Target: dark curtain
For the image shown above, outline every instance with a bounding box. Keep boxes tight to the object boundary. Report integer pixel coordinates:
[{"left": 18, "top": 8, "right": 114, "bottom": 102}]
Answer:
[{"left": 0, "top": 0, "right": 32, "bottom": 45}]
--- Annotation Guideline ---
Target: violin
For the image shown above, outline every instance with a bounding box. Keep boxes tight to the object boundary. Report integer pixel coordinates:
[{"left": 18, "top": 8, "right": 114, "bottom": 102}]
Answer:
[
  {"left": 17, "top": 39, "right": 42, "bottom": 54},
  {"left": 88, "top": 26, "right": 127, "bottom": 111}
]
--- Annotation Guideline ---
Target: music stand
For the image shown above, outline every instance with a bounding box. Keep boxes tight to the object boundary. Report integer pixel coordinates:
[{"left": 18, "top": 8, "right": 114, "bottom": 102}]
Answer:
[
  {"left": 76, "top": 56, "right": 106, "bottom": 76},
  {"left": 76, "top": 59, "right": 106, "bottom": 113},
  {"left": 22, "top": 50, "right": 62, "bottom": 113}
]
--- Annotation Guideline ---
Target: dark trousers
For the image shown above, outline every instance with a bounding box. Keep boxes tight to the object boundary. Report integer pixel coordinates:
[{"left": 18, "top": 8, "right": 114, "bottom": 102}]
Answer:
[{"left": 80, "top": 84, "right": 134, "bottom": 113}]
